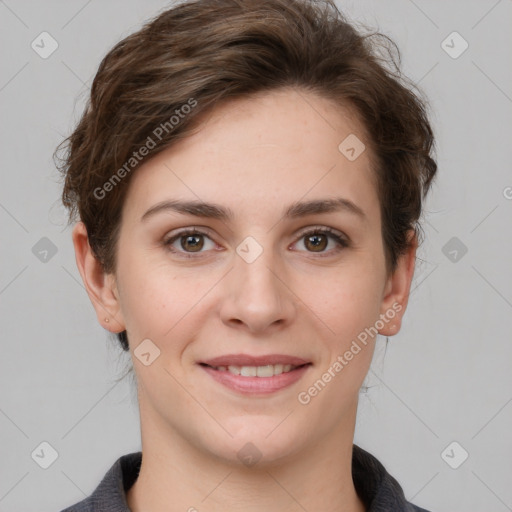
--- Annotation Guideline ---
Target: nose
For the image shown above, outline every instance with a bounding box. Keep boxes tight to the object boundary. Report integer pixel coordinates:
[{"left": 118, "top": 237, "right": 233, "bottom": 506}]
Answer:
[{"left": 219, "top": 245, "right": 296, "bottom": 334}]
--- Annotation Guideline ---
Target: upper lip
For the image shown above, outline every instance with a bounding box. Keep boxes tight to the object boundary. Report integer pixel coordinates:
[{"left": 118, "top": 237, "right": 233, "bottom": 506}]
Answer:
[{"left": 200, "top": 354, "right": 311, "bottom": 367}]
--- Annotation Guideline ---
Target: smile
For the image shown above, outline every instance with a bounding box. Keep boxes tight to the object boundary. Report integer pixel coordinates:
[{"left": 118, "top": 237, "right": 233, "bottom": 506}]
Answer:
[{"left": 198, "top": 356, "right": 312, "bottom": 395}]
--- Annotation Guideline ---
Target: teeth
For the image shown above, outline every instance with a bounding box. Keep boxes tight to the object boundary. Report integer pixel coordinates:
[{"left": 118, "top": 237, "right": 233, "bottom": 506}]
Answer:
[
  {"left": 240, "top": 365, "right": 256, "bottom": 377},
  {"left": 212, "top": 364, "right": 298, "bottom": 377},
  {"left": 256, "top": 365, "right": 274, "bottom": 377}
]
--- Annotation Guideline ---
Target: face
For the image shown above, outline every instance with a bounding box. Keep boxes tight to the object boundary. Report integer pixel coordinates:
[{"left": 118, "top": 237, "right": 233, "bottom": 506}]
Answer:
[{"left": 75, "top": 87, "right": 415, "bottom": 466}]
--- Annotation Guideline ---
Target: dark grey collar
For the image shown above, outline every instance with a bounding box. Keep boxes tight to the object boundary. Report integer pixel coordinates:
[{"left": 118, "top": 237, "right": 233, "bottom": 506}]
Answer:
[{"left": 60, "top": 445, "right": 432, "bottom": 511}]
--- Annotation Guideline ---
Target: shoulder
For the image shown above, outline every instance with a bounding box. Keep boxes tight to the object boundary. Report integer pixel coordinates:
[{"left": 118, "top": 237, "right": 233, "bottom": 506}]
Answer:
[
  {"left": 59, "top": 452, "right": 142, "bottom": 512},
  {"left": 352, "top": 444, "right": 434, "bottom": 512}
]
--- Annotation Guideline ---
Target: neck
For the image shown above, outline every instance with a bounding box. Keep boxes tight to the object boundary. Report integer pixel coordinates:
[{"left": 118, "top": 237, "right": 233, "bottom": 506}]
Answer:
[{"left": 127, "top": 405, "right": 366, "bottom": 512}]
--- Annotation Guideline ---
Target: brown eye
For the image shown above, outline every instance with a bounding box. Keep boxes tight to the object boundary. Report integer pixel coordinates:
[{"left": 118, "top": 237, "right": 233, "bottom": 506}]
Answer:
[
  {"left": 181, "top": 234, "right": 204, "bottom": 252},
  {"left": 164, "top": 229, "right": 216, "bottom": 257},
  {"left": 293, "top": 227, "right": 349, "bottom": 256},
  {"left": 304, "top": 233, "right": 328, "bottom": 252}
]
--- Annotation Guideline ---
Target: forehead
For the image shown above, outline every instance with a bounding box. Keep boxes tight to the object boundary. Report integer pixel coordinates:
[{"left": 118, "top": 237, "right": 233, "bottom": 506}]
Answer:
[{"left": 121, "top": 87, "right": 379, "bottom": 225}]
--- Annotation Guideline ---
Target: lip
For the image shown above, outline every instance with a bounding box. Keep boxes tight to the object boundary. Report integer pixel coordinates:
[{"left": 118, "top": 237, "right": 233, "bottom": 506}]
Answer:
[
  {"left": 200, "top": 353, "right": 310, "bottom": 367},
  {"left": 198, "top": 354, "right": 312, "bottom": 395}
]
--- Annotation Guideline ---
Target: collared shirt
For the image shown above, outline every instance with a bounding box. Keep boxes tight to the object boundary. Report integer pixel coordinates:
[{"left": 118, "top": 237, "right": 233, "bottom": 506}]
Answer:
[{"left": 60, "top": 445, "right": 432, "bottom": 511}]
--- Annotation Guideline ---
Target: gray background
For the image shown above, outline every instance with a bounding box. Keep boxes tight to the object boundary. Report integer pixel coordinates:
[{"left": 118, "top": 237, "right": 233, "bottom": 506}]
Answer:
[{"left": 1, "top": 1, "right": 511, "bottom": 511}]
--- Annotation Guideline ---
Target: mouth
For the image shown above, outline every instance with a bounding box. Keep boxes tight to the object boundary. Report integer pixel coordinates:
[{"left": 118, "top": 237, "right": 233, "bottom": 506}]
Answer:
[{"left": 198, "top": 354, "right": 312, "bottom": 395}]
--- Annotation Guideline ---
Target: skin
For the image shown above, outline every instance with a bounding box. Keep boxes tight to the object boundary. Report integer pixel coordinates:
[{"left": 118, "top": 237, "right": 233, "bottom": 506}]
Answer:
[{"left": 72, "top": 87, "right": 417, "bottom": 512}]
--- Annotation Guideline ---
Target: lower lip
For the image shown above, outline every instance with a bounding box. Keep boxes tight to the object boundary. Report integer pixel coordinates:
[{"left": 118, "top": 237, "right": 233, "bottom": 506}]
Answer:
[{"left": 200, "top": 364, "right": 311, "bottom": 395}]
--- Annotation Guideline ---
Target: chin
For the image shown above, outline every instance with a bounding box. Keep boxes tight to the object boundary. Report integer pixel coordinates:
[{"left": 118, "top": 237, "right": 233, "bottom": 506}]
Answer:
[{"left": 201, "top": 416, "right": 308, "bottom": 468}]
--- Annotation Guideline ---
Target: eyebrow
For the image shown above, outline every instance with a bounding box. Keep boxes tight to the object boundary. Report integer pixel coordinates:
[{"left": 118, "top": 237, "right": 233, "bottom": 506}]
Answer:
[{"left": 140, "top": 197, "right": 366, "bottom": 223}]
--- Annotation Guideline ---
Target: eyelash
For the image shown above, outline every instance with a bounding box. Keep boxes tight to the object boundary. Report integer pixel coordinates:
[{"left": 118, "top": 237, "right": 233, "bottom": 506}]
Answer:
[{"left": 163, "top": 226, "right": 350, "bottom": 259}]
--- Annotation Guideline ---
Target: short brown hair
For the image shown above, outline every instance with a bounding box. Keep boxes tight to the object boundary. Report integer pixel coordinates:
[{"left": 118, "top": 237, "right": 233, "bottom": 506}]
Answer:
[{"left": 56, "top": 0, "right": 437, "bottom": 351}]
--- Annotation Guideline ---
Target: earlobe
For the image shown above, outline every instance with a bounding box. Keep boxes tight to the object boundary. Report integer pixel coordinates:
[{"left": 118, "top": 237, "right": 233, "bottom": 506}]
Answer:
[
  {"left": 377, "top": 231, "right": 417, "bottom": 337},
  {"left": 71, "top": 221, "right": 126, "bottom": 333}
]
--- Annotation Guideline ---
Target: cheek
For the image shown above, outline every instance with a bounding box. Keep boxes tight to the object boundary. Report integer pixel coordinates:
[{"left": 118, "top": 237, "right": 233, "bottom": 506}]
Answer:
[
  {"left": 294, "top": 262, "right": 384, "bottom": 341},
  {"left": 115, "top": 252, "right": 181, "bottom": 340},
  {"left": 301, "top": 272, "right": 382, "bottom": 397},
  {"left": 116, "top": 250, "right": 222, "bottom": 354}
]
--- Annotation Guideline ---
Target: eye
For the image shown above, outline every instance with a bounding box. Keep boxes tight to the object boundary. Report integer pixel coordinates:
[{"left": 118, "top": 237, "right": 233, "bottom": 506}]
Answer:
[
  {"left": 163, "top": 228, "right": 217, "bottom": 257},
  {"left": 163, "top": 226, "right": 350, "bottom": 259},
  {"left": 292, "top": 227, "right": 349, "bottom": 256}
]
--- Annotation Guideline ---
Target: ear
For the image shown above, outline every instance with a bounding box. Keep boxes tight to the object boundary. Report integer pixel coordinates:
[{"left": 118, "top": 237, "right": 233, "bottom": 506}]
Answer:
[
  {"left": 377, "top": 230, "right": 417, "bottom": 337},
  {"left": 71, "top": 221, "right": 126, "bottom": 333}
]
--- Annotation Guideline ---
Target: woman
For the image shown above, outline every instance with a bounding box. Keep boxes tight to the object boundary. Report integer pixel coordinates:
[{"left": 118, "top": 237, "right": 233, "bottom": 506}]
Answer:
[{"left": 57, "top": 0, "right": 437, "bottom": 510}]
